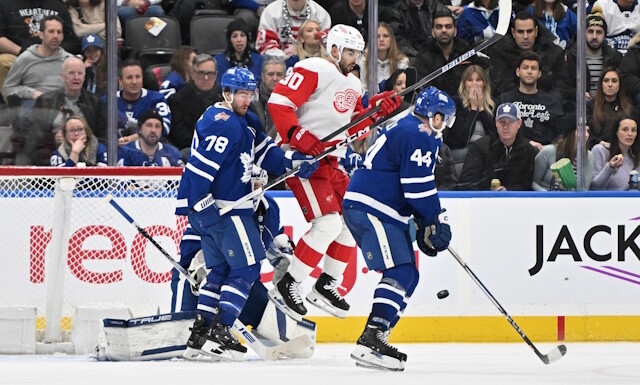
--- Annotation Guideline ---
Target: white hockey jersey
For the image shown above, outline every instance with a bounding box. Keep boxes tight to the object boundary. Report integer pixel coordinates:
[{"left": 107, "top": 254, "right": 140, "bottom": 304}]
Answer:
[
  {"left": 593, "top": 0, "right": 640, "bottom": 53},
  {"left": 255, "top": 0, "right": 331, "bottom": 57},
  {"left": 267, "top": 57, "right": 365, "bottom": 157}
]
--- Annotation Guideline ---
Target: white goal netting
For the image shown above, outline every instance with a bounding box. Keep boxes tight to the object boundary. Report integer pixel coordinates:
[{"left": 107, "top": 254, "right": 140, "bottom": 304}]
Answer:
[{"left": 0, "top": 167, "right": 186, "bottom": 343}]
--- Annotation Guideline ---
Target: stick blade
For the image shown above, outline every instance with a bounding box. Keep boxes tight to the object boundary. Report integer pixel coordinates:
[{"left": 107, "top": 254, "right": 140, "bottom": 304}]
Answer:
[
  {"left": 266, "top": 335, "right": 314, "bottom": 360},
  {"left": 541, "top": 344, "right": 567, "bottom": 365},
  {"left": 495, "top": 0, "right": 512, "bottom": 36}
]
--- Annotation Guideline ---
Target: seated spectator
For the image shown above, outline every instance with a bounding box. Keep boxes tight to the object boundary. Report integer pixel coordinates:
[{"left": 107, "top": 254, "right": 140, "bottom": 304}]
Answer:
[
  {"left": 379, "top": 0, "right": 450, "bottom": 58},
  {"left": 456, "top": 0, "right": 500, "bottom": 46},
  {"left": 67, "top": 0, "right": 122, "bottom": 40},
  {"left": 167, "top": 54, "right": 223, "bottom": 152},
  {"left": 445, "top": 65, "right": 497, "bottom": 168},
  {"left": 118, "top": 109, "right": 184, "bottom": 166},
  {"left": 619, "top": 30, "right": 640, "bottom": 105},
  {"left": 0, "top": 1, "right": 80, "bottom": 91},
  {"left": 215, "top": 19, "right": 264, "bottom": 85},
  {"left": 588, "top": 67, "right": 635, "bottom": 149},
  {"left": 487, "top": 11, "right": 566, "bottom": 97},
  {"left": 2, "top": 15, "right": 72, "bottom": 107},
  {"left": 565, "top": 10, "right": 622, "bottom": 101},
  {"left": 591, "top": 115, "right": 640, "bottom": 190},
  {"left": 499, "top": 51, "right": 563, "bottom": 150},
  {"left": 256, "top": 0, "right": 331, "bottom": 59},
  {"left": 360, "top": 22, "right": 409, "bottom": 92},
  {"left": 250, "top": 56, "right": 286, "bottom": 138},
  {"left": 117, "top": 0, "right": 165, "bottom": 34},
  {"left": 106, "top": 59, "right": 172, "bottom": 146},
  {"left": 28, "top": 56, "right": 106, "bottom": 166},
  {"left": 528, "top": 0, "right": 577, "bottom": 49},
  {"left": 51, "top": 115, "right": 107, "bottom": 167},
  {"left": 288, "top": 19, "right": 326, "bottom": 67},
  {"left": 591, "top": 0, "right": 640, "bottom": 54},
  {"left": 329, "top": 0, "right": 369, "bottom": 41},
  {"left": 379, "top": 68, "right": 412, "bottom": 123},
  {"left": 160, "top": 46, "right": 196, "bottom": 98},
  {"left": 532, "top": 112, "right": 595, "bottom": 191},
  {"left": 81, "top": 34, "right": 108, "bottom": 97},
  {"left": 459, "top": 102, "right": 538, "bottom": 190}
]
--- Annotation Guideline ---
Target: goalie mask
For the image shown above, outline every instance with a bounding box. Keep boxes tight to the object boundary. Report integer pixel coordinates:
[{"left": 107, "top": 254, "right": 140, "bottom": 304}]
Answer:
[
  {"left": 326, "top": 24, "right": 365, "bottom": 64},
  {"left": 414, "top": 87, "right": 456, "bottom": 135}
]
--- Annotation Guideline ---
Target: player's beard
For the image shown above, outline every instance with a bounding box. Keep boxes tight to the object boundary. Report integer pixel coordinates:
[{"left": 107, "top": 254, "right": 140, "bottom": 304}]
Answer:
[
  {"left": 233, "top": 103, "right": 249, "bottom": 116},
  {"left": 338, "top": 60, "right": 351, "bottom": 75}
]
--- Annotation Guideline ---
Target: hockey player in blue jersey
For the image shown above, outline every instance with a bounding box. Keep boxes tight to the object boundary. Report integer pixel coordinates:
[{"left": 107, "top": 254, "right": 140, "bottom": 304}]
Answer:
[
  {"left": 175, "top": 66, "right": 318, "bottom": 361},
  {"left": 117, "top": 109, "right": 184, "bottom": 166},
  {"left": 342, "top": 87, "right": 455, "bottom": 371},
  {"left": 103, "top": 59, "right": 172, "bottom": 146}
]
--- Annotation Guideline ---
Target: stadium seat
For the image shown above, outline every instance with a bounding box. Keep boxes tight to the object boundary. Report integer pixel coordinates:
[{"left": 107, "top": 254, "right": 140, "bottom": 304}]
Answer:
[
  {"left": 190, "top": 15, "right": 236, "bottom": 55},
  {"left": 144, "top": 64, "right": 172, "bottom": 90},
  {"left": 125, "top": 15, "right": 182, "bottom": 70}
]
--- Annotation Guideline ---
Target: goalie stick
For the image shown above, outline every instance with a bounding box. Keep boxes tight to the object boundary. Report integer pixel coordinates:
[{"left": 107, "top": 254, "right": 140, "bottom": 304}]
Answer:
[
  {"left": 219, "top": 0, "right": 512, "bottom": 216},
  {"left": 106, "top": 195, "right": 311, "bottom": 361},
  {"left": 447, "top": 246, "right": 567, "bottom": 365}
]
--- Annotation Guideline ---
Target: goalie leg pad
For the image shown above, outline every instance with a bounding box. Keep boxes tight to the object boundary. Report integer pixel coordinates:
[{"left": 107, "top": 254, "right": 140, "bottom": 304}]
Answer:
[{"left": 255, "top": 298, "right": 317, "bottom": 358}]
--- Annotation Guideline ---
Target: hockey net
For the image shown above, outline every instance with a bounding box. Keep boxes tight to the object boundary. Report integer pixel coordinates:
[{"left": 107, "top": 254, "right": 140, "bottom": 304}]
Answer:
[{"left": 0, "top": 167, "right": 186, "bottom": 348}]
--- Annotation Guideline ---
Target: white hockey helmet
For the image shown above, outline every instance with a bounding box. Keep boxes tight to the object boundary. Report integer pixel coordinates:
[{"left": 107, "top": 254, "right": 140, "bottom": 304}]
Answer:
[{"left": 326, "top": 24, "right": 365, "bottom": 60}]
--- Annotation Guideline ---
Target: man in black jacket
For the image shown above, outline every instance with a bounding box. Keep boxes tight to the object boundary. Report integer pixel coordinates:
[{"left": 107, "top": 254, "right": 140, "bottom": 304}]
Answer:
[
  {"left": 167, "top": 54, "right": 222, "bottom": 153},
  {"left": 487, "top": 11, "right": 566, "bottom": 98},
  {"left": 414, "top": 11, "right": 489, "bottom": 98},
  {"left": 329, "top": 0, "right": 368, "bottom": 42},
  {"left": 459, "top": 102, "right": 538, "bottom": 191}
]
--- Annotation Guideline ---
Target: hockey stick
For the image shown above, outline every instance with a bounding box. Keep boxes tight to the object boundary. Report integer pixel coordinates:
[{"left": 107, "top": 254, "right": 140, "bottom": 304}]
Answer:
[
  {"left": 447, "top": 246, "right": 567, "bottom": 365},
  {"left": 319, "top": 0, "right": 512, "bottom": 145},
  {"left": 106, "top": 195, "right": 309, "bottom": 361}
]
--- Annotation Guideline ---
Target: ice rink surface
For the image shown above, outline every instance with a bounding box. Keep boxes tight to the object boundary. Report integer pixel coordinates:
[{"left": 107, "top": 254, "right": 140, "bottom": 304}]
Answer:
[{"left": 1, "top": 342, "right": 639, "bottom": 385}]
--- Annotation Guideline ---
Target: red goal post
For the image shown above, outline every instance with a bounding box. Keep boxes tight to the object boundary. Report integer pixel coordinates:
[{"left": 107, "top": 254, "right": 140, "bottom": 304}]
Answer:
[{"left": 0, "top": 167, "right": 185, "bottom": 350}]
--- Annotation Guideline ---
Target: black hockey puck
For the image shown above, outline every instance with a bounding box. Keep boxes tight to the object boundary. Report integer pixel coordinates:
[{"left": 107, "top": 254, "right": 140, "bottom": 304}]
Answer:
[{"left": 437, "top": 290, "right": 449, "bottom": 299}]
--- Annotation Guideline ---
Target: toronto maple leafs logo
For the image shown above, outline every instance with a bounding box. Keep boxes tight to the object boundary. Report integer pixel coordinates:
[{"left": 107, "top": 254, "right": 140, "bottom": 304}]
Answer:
[{"left": 240, "top": 152, "right": 253, "bottom": 183}]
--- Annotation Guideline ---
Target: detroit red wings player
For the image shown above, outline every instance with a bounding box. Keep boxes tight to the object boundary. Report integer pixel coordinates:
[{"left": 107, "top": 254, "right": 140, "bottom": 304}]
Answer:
[{"left": 267, "top": 24, "right": 401, "bottom": 319}]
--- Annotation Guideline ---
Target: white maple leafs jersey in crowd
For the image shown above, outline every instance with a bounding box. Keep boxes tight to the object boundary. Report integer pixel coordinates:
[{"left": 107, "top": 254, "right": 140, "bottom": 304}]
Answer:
[
  {"left": 175, "top": 103, "right": 288, "bottom": 217},
  {"left": 268, "top": 57, "right": 364, "bottom": 157},
  {"left": 593, "top": 0, "right": 640, "bottom": 53},
  {"left": 343, "top": 113, "right": 443, "bottom": 229},
  {"left": 117, "top": 140, "right": 184, "bottom": 167}
]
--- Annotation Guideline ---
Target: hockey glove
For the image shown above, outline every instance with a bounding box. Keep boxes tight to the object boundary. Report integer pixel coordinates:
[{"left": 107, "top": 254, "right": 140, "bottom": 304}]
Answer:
[
  {"left": 415, "top": 213, "right": 451, "bottom": 257},
  {"left": 344, "top": 145, "right": 364, "bottom": 176},
  {"left": 187, "top": 250, "right": 207, "bottom": 296},
  {"left": 368, "top": 91, "right": 402, "bottom": 118},
  {"left": 188, "top": 194, "right": 221, "bottom": 232},
  {"left": 289, "top": 126, "right": 324, "bottom": 156},
  {"left": 285, "top": 150, "right": 319, "bottom": 179}
]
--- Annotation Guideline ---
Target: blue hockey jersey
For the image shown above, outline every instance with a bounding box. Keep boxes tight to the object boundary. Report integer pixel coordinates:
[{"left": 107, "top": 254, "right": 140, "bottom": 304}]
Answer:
[
  {"left": 117, "top": 140, "right": 184, "bottom": 166},
  {"left": 103, "top": 89, "right": 172, "bottom": 136},
  {"left": 159, "top": 70, "right": 186, "bottom": 99},
  {"left": 175, "top": 103, "right": 289, "bottom": 217},
  {"left": 343, "top": 113, "right": 442, "bottom": 229},
  {"left": 457, "top": 4, "right": 500, "bottom": 45}
]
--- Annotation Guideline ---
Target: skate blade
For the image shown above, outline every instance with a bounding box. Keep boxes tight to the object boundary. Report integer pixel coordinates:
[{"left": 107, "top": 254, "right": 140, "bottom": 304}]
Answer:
[
  {"left": 350, "top": 346, "right": 405, "bottom": 372},
  {"left": 201, "top": 340, "right": 245, "bottom": 362},
  {"left": 305, "top": 291, "right": 347, "bottom": 319},
  {"left": 268, "top": 288, "right": 304, "bottom": 322},
  {"left": 267, "top": 335, "right": 314, "bottom": 360}
]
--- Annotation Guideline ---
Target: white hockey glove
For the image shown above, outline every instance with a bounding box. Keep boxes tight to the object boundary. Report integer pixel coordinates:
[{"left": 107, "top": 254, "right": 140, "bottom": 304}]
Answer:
[
  {"left": 266, "top": 233, "right": 294, "bottom": 284},
  {"left": 187, "top": 250, "right": 207, "bottom": 296}
]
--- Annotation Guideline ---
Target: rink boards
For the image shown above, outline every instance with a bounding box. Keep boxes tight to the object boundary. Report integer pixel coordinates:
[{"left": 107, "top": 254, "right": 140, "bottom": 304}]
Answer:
[{"left": 2, "top": 190, "right": 640, "bottom": 342}]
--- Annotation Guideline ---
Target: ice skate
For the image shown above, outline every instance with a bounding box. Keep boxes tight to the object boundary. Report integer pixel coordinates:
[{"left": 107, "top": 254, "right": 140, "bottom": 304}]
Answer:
[
  {"left": 183, "top": 314, "right": 212, "bottom": 360},
  {"left": 200, "top": 319, "right": 247, "bottom": 361},
  {"left": 305, "top": 273, "right": 350, "bottom": 318},
  {"left": 268, "top": 272, "right": 306, "bottom": 321},
  {"left": 350, "top": 324, "right": 406, "bottom": 371}
]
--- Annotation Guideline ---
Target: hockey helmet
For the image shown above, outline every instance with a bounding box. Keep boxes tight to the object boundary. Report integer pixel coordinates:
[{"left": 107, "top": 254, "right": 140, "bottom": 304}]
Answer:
[
  {"left": 221, "top": 67, "right": 257, "bottom": 94},
  {"left": 414, "top": 87, "right": 456, "bottom": 132},
  {"left": 326, "top": 24, "right": 365, "bottom": 58}
]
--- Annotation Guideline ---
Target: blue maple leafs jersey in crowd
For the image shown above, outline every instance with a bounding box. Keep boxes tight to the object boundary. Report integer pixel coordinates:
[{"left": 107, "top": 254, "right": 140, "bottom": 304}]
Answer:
[
  {"left": 159, "top": 70, "right": 186, "bottom": 99},
  {"left": 103, "top": 89, "right": 172, "bottom": 136},
  {"left": 117, "top": 140, "right": 184, "bottom": 166},
  {"left": 175, "top": 103, "right": 289, "bottom": 217},
  {"left": 343, "top": 113, "right": 442, "bottom": 229}
]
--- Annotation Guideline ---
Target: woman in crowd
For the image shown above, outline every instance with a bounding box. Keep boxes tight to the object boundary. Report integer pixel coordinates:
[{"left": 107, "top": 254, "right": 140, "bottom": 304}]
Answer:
[
  {"left": 287, "top": 19, "right": 326, "bottom": 67},
  {"left": 587, "top": 67, "right": 635, "bottom": 149},
  {"left": 528, "top": 0, "right": 577, "bottom": 49},
  {"left": 51, "top": 116, "right": 107, "bottom": 167},
  {"left": 532, "top": 113, "right": 594, "bottom": 191},
  {"left": 214, "top": 19, "right": 264, "bottom": 84},
  {"left": 67, "top": 0, "right": 122, "bottom": 40},
  {"left": 81, "top": 34, "right": 107, "bottom": 97},
  {"left": 160, "top": 46, "right": 196, "bottom": 98},
  {"left": 445, "top": 65, "right": 496, "bottom": 166},
  {"left": 591, "top": 115, "right": 640, "bottom": 190},
  {"left": 360, "top": 22, "right": 409, "bottom": 92}
]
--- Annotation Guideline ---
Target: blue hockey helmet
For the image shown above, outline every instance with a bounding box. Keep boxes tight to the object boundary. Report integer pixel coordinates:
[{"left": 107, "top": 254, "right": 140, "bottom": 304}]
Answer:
[
  {"left": 414, "top": 87, "right": 456, "bottom": 132},
  {"left": 221, "top": 67, "right": 257, "bottom": 94}
]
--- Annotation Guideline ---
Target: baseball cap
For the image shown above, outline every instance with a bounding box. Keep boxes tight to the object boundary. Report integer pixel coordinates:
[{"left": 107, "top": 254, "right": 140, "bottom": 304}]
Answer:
[
  {"left": 496, "top": 102, "right": 520, "bottom": 121},
  {"left": 82, "top": 34, "right": 103, "bottom": 53},
  {"left": 137, "top": 109, "right": 163, "bottom": 130}
]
